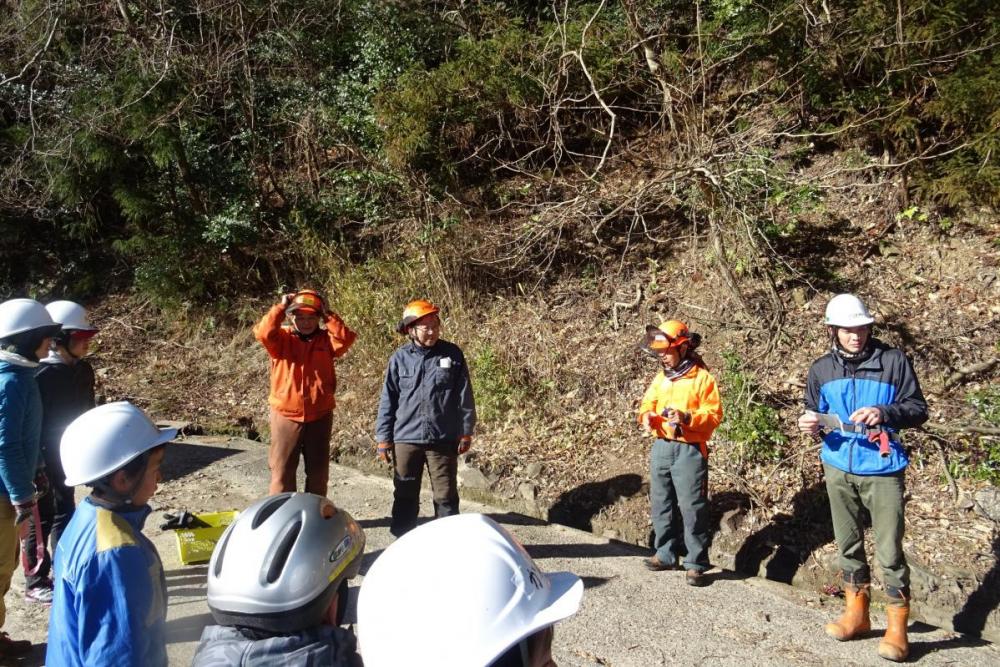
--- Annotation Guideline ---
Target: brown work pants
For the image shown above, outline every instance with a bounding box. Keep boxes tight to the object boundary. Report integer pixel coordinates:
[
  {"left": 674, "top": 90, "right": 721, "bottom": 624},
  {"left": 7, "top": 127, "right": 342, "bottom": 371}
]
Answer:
[
  {"left": 0, "top": 500, "right": 15, "bottom": 629},
  {"left": 391, "top": 442, "right": 459, "bottom": 537},
  {"left": 268, "top": 409, "right": 334, "bottom": 496}
]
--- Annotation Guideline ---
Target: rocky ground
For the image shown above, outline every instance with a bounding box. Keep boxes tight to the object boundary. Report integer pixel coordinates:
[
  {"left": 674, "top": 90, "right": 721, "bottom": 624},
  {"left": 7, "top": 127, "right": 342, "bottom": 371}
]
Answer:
[{"left": 4, "top": 435, "right": 999, "bottom": 666}]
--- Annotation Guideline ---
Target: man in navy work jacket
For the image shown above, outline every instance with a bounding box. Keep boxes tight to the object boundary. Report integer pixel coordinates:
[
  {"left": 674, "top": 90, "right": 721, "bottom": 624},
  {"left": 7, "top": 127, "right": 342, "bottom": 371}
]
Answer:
[
  {"left": 798, "top": 294, "right": 927, "bottom": 663},
  {"left": 375, "top": 299, "right": 476, "bottom": 537}
]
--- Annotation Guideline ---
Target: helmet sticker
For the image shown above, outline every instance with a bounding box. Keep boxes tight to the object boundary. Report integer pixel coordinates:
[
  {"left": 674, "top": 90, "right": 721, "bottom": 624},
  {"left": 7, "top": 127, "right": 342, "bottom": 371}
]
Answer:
[{"left": 331, "top": 534, "right": 353, "bottom": 563}]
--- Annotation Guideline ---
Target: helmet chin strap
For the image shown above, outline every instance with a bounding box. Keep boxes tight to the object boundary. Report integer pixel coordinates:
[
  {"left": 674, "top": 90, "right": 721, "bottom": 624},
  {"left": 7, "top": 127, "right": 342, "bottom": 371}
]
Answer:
[
  {"left": 293, "top": 326, "right": 319, "bottom": 341},
  {"left": 93, "top": 452, "right": 150, "bottom": 506}
]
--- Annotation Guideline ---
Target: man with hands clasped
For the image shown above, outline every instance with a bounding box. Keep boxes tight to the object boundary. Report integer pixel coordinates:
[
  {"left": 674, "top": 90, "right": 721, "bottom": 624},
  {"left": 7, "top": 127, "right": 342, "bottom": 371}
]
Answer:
[
  {"left": 375, "top": 300, "right": 476, "bottom": 537},
  {"left": 798, "top": 294, "right": 928, "bottom": 663}
]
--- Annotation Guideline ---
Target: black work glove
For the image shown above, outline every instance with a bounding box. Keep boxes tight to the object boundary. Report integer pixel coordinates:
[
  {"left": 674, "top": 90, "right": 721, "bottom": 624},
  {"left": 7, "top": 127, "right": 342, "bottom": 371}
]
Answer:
[
  {"left": 34, "top": 469, "right": 50, "bottom": 496},
  {"left": 14, "top": 499, "right": 36, "bottom": 526},
  {"left": 160, "top": 511, "right": 209, "bottom": 531}
]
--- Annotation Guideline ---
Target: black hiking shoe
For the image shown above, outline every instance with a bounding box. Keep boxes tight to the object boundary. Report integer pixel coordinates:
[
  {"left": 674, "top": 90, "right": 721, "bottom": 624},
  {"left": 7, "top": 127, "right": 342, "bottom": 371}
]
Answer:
[
  {"left": 686, "top": 569, "right": 708, "bottom": 586},
  {"left": 643, "top": 556, "right": 679, "bottom": 572}
]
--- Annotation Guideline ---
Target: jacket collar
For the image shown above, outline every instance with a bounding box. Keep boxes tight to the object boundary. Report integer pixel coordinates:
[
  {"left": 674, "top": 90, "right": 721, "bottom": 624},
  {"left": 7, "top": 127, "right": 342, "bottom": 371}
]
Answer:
[
  {"left": 831, "top": 338, "right": 887, "bottom": 371},
  {"left": 0, "top": 350, "right": 39, "bottom": 368},
  {"left": 660, "top": 360, "right": 700, "bottom": 382},
  {"left": 40, "top": 349, "right": 70, "bottom": 365},
  {"left": 85, "top": 495, "right": 153, "bottom": 530},
  {"left": 406, "top": 340, "right": 438, "bottom": 355}
]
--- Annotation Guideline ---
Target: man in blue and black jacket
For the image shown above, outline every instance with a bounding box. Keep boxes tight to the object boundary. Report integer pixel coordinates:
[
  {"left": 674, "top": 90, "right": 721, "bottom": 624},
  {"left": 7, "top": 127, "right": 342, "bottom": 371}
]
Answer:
[
  {"left": 798, "top": 293, "right": 927, "bottom": 663},
  {"left": 375, "top": 300, "right": 476, "bottom": 537}
]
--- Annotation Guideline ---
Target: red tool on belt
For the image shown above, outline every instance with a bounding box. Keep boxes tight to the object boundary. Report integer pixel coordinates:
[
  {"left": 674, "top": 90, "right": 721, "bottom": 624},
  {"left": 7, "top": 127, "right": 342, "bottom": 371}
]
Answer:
[
  {"left": 17, "top": 501, "right": 46, "bottom": 577},
  {"left": 868, "top": 427, "right": 892, "bottom": 458},
  {"left": 806, "top": 410, "right": 893, "bottom": 458}
]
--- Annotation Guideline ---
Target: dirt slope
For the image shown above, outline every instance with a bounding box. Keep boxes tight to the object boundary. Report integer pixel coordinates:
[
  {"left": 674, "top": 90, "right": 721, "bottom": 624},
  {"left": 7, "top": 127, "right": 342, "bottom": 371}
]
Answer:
[{"left": 83, "top": 204, "right": 1000, "bottom": 637}]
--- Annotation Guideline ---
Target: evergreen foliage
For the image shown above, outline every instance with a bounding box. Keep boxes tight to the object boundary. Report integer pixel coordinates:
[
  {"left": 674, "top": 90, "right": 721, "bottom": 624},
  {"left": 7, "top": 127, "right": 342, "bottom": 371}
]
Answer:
[{"left": 0, "top": 0, "right": 996, "bottom": 299}]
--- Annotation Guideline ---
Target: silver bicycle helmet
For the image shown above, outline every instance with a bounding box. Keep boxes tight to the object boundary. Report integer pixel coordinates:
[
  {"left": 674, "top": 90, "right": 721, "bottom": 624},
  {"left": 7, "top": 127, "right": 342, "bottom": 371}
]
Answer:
[{"left": 207, "top": 493, "right": 366, "bottom": 633}]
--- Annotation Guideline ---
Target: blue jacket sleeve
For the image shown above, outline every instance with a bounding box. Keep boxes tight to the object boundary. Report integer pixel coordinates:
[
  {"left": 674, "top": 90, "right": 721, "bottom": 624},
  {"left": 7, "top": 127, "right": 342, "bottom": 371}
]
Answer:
[
  {"left": 375, "top": 355, "right": 399, "bottom": 443},
  {"left": 0, "top": 384, "right": 36, "bottom": 503},
  {"left": 78, "top": 547, "right": 165, "bottom": 667}
]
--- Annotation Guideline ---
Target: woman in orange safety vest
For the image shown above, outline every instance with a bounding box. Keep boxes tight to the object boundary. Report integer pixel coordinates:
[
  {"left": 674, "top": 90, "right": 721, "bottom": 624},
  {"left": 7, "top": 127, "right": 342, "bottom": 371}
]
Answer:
[{"left": 637, "top": 320, "right": 722, "bottom": 586}]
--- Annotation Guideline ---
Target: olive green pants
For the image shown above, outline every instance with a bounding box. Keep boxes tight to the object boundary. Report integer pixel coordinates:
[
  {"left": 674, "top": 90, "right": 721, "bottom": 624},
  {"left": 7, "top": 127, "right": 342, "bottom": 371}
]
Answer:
[{"left": 823, "top": 464, "right": 909, "bottom": 596}]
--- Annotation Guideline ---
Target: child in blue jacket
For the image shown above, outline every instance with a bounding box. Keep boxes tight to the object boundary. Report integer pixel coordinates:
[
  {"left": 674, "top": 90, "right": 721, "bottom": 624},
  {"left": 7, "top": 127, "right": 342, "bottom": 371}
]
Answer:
[
  {"left": 46, "top": 402, "right": 176, "bottom": 667},
  {"left": 798, "top": 294, "right": 927, "bottom": 663},
  {"left": 0, "top": 298, "right": 61, "bottom": 658}
]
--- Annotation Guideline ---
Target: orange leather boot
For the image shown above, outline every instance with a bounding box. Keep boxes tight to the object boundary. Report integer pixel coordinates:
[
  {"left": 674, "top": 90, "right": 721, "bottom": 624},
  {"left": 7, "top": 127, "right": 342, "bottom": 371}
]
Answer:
[
  {"left": 825, "top": 584, "right": 871, "bottom": 641},
  {"left": 877, "top": 602, "right": 910, "bottom": 662}
]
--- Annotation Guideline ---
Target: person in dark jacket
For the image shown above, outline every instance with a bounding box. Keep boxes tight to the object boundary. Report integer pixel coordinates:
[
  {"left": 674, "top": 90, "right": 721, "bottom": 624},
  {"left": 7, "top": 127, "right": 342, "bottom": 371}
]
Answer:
[
  {"left": 798, "top": 294, "right": 928, "bottom": 663},
  {"left": 0, "top": 298, "right": 60, "bottom": 658},
  {"left": 375, "top": 300, "right": 476, "bottom": 537},
  {"left": 22, "top": 301, "right": 98, "bottom": 604}
]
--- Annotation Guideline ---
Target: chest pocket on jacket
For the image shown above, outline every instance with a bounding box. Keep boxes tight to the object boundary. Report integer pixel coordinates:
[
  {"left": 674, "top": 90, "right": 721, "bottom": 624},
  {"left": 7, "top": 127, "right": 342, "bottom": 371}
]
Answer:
[
  {"left": 399, "top": 370, "right": 416, "bottom": 391},
  {"left": 433, "top": 367, "right": 454, "bottom": 389}
]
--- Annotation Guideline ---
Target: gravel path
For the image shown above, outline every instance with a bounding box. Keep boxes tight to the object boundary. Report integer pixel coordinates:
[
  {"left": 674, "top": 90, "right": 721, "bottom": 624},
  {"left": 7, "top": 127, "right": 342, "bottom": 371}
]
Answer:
[{"left": 4, "top": 435, "right": 997, "bottom": 666}]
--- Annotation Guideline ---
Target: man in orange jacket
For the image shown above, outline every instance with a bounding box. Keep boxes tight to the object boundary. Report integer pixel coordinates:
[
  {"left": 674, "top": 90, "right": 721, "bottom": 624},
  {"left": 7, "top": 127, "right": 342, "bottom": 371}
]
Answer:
[
  {"left": 637, "top": 320, "right": 722, "bottom": 586},
  {"left": 254, "top": 290, "right": 357, "bottom": 496}
]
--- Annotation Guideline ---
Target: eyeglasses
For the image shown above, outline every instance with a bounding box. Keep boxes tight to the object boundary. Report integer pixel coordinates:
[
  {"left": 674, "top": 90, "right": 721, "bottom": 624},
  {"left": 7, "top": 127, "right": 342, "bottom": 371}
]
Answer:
[{"left": 412, "top": 322, "right": 440, "bottom": 333}]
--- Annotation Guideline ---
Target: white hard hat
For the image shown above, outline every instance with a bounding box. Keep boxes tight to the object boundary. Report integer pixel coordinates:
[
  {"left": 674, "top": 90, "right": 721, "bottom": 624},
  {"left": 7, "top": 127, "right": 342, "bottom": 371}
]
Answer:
[
  {"left": 208, "top": 493, "right": 366, "bottom": 634},
  {"left": 824, "top": 293, "right": 874, "bottom": 328},
  {"left": 357, "top": 513, "right": 583, "bottom": 667},
  {"left": 61, "top": 402, "right": 177, "bottom": 486},
  {"left": 45, "top": 300, "right": 98, "bottom": 332},
  {"left": 0, "top": 298, "right": 61, "bottom": 339}
]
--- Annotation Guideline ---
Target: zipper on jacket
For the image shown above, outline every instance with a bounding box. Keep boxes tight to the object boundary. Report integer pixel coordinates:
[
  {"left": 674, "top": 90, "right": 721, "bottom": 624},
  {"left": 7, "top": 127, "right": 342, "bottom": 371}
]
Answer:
[{"left": 848, "top": 365, "right": 856, "bottom": 474}]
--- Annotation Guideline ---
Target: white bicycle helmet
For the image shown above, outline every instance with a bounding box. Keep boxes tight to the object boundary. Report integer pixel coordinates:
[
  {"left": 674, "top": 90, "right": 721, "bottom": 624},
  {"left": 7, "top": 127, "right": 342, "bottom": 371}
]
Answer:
[
  {"left": 0, "top": 298, "right": 61, "bottom": 340},
  {"left": 824, "top": 293, "right": 875, "bottom": 328},
  {"left": 357, "top": 513, "right": 583, "bottom": 667},
  {"left": 207, "top": 493, "right": 366, "bottom": 634},
  {"left": 45, "top": 300, "right": 99, "bottom": 332},
  {"left": 61, "top": 402, "right": 176, "bottom": 487}
]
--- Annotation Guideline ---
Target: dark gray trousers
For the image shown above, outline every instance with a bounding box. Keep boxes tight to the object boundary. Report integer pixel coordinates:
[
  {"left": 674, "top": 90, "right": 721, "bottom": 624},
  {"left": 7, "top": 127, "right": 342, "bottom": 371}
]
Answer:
[
  {"left": 391, "top": 441, "right": 459, "bottom": 537},
  {"left": 649, "top": 439, "right": 710, "bottom": 572}
]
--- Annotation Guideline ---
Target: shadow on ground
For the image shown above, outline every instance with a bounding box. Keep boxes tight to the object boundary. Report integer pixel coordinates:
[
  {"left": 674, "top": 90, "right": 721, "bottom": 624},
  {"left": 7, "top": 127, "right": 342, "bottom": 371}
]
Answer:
[
  {"left": 161, "top": 441, "right": 243, "bottom": 483},
  {"left": 546, "top": 474, "right": 644, "bottom": 532},
  {"left": 732, "top": 480, "right": 834, "bottom": 584},
  {"left": 166, "top": 613, "right": 215, "bottom": 645},
  {"left": 7, "top": 643, "right": 46, "bottom": 667},
  {"left": 164, "top": 565, "right": 210, "bottom": 599},
  {"left": 952, "top": 532, "right": 1000, "bottom": 638},
  {"left": 907, "top": 622, "right": 992, "bottom": 660}
]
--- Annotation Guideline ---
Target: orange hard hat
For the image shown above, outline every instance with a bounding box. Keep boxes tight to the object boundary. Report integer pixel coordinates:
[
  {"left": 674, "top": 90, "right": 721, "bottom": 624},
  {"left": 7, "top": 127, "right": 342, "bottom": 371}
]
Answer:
[
  {"left": 286, "top": 289, "right": 325, "bottom": 315},
  {"left": 645, "top": 320, "right": 691, "bottom": 352},
  {"left": 397, "top": 299, "right": 440, "bottom": 334}
]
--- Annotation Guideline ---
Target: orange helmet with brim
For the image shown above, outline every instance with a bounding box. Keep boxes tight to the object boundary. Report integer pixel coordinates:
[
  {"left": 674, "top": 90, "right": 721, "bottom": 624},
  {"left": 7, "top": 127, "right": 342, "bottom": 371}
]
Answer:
[
  {"left": 644, "top": 320, "right": 691, "bottom": 352},
  {"left": 397, "top": 299, "right": 440, "bottom": 334},
  {"left": 286, "top": 289, "right": 325, "bottom": 316}
]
